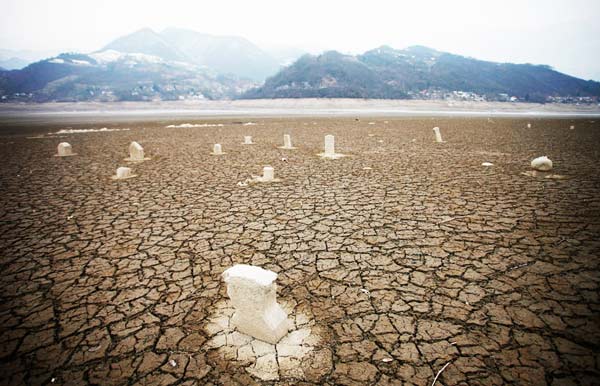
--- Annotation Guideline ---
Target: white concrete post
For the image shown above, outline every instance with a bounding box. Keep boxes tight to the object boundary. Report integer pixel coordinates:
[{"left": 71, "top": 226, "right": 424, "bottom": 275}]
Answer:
[
  {"left": 433, "top": 127, "right": 443, "bottom": 143},
  {"left": 284, "top": 134, "right": 292, "bottom": 148},
  {"left": 324, "top": 135, "right": 335, "bottom": 156},
  {"left": 244, "top": 136, "right": 253, "bottom": 144},
  {"left": 213, "top": 144, "right": 223, "bottom": 155},
  {"left": 222, "top": 264, "right": 289, "bottom": 344}
]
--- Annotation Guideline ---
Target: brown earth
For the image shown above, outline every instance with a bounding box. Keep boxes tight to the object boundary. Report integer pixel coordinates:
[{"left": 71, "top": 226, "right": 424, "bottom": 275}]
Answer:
[{"left": 0, "top": 117, "right": 599, "bottom": 385}]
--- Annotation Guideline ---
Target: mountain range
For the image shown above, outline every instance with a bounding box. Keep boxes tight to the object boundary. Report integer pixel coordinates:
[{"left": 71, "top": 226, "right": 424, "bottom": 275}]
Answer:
[
  {"left": 242, "top": 46, "right": 600, "bottom": 102},
  {"left": 0, "top": 28, "right": 282, "bottom": 102},
  {"left": 1, "top": 28, "right": 599, "bottom": 103},
  {"left": 0, "top": 51, "right": 257, "bottom": 102}
]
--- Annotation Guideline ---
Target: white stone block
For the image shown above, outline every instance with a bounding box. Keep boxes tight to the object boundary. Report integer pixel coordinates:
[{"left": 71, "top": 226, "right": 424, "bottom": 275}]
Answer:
[
  {"left": 531, "top": 156, "right": 553, "bottom": 171},
  {"left": 56, "top": 142, "right": 76, "bottom": 157},
  {"left": 433, "top": 127, "right": 444, "bottom": 143},
  {"left": 112, "top": 166, "right": 136, "bottom": 180},
  {"left": 243, "top": 136, "right": 253, "bottom": 145},
  {"left": 212, "top": 143, "right": 224, "bottom": 155},
  {"left": 324, "top": 135, "right": 335, "bottom": 155},
  {"left": 222, "top": 264, "right": 290, "bottom": 344},
  {"left": 279, "top": 134, "right": 296, "bottom": 149},
  {"left": 527, "top": 123, "right": 532, "bottom": 129},
  {"left": 262, "top": 166, "right": 274, "bottom": 181},
  {"left": 125, "top": 141, "right": 149, "bottom": 162},
  {"left": 318, "top": 134, "right": 345, "bottom": 159},
  {"left": 130, "top": 141, "right": 144, "bottom": 160},
  {"left": 117, "top": 167, "right": 131, "bottom": 178},
  {"left": 250, "top": 166, "right": 279, "bottom": 183}
]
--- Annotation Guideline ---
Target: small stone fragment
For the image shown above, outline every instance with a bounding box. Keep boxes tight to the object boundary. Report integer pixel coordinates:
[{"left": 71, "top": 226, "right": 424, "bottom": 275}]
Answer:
[{"left": 545, "top": 174, "right": 566, "bottom": 180}]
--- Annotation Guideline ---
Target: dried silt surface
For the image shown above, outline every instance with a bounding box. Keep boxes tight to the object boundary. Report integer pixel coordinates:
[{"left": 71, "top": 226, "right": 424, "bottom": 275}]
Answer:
[{"left": 0, "top": 117, "right": 599, "bottom": 385}]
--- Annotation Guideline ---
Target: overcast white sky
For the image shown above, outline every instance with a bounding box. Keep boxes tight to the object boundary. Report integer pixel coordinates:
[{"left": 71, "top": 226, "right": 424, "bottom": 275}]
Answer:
[{"left": 1, "top": 0, "right": 599, "bottom": 80}]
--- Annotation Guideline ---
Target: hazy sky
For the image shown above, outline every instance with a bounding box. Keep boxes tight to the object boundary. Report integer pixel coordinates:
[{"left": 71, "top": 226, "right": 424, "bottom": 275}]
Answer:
[{"left": 1, "top": 0, "right": 599, "bottom": 80}]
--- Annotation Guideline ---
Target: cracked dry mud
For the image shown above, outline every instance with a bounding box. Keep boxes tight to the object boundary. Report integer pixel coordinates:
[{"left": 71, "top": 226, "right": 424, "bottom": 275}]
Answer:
[{"left": 0, "top": 117, "right": 599, "bottom": 385}]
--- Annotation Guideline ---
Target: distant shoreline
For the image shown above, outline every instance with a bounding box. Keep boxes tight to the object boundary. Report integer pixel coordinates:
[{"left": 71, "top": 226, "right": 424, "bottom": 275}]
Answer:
[{"left": 1, "top": 99, "right": 599, "bottom": 124}]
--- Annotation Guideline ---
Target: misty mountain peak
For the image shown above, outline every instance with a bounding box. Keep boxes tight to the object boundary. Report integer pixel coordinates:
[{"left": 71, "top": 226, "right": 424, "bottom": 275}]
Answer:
[
  {"left": 102, "top": 28, "right": 186, "bottom": 62},
  {"left": 160, "top": 27, "right": 279, "bottom": 81},
  {"left": 131, "top": 27, "right": 159, "bottom": 37},
  {"left": 99, "top": 27, "right": 280, "bottom": 81},
  {"left": 404, "top": 45, "right": 440, "bottom": 55}
]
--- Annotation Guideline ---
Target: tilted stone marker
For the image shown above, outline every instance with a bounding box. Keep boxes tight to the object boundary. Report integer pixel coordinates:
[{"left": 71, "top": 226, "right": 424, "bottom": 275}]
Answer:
[
  {"left": 433, "top": 127, "right": 444, "bottom": 143},
  {"left": 531, "top": 156, "right": 553, "bottom": 171},
  {"left": 125, "top": 141, "right": 149, "bottom": 162},
  {"left": 56, "top": 142, "right": 76, "bottom": 157},
  {"left": 111, "top": 166, "right": 136, "bottom": 180},
  {"left": 243, "top": 136, "right": 254, "bottom": 145},
  {"left": 212, "top": 144, "right": 224, "bottom": 155},
  {"left": 222, "top": 264, "right": 290, "bottom": 344},
  {"left": 279, "top": 134, "right": 296, "bottom": 149},
  {"left": 318, "top": 134, "right": 345, "bottom": 159}
]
